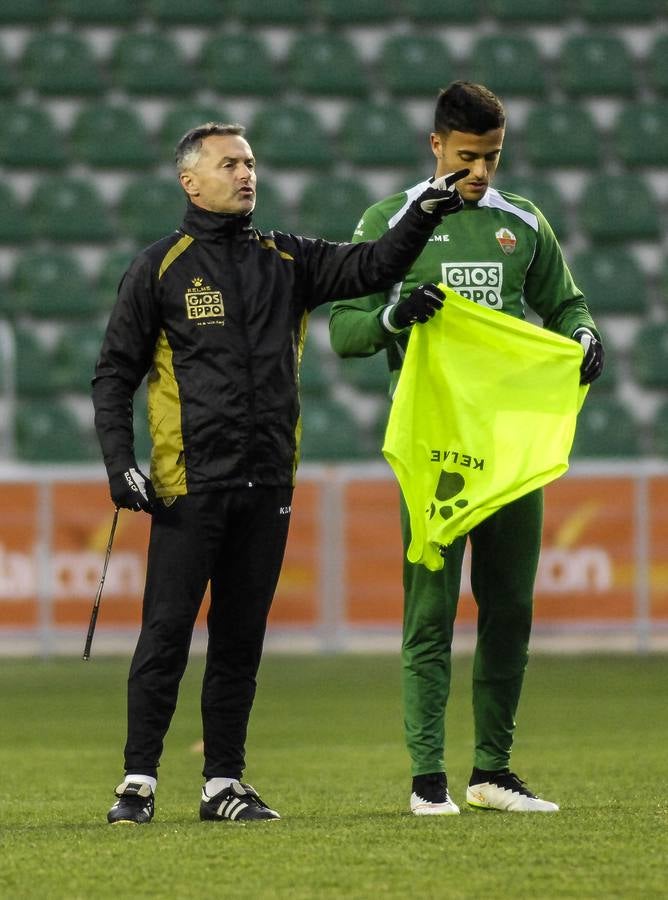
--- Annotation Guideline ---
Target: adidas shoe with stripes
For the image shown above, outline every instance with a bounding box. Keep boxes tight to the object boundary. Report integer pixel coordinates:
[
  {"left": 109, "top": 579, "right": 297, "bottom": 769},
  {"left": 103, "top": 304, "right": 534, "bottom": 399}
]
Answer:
[
  {"left": 200, "top": 780, "right": 280, "bottom": 822},
  {"left": 107, "top": 781, "right": 155, "bottom": 825},
  {"left": 466, "top": 769, "right": 559, "bottom": 812},
  {"left": 410, "top": 772, "right": 460, "bottom": 816}
]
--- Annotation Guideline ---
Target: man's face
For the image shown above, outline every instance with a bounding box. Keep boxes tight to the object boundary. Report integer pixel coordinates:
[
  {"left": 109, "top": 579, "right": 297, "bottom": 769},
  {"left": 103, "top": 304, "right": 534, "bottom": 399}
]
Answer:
[
  {"left": 179, "top": 133, "right": 257, "bottom": 214},
  {"left": 431, "top": 128, "right": 505, "bottom": 202}
]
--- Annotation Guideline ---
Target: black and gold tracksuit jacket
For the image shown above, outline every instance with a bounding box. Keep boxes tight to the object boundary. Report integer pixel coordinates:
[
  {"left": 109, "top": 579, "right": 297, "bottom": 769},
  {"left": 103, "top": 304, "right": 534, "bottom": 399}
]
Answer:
[{"left": 92, "top": 199, "right": 439, "bottom": 497}]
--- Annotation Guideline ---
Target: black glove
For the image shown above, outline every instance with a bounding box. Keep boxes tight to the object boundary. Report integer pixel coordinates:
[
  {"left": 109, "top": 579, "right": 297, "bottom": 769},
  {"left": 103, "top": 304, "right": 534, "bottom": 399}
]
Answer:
[
  {"left": 573, "top": 327, "right": 605, "bottom": 385},
  {"left": 109, "top": 466, "right": 155, "bottom": 513},
  {"left": 413, "top": 168, "right": 470, "bottom": 220},
  {"left": 390, "top": 282, "right": 446, "bottom": 329}
]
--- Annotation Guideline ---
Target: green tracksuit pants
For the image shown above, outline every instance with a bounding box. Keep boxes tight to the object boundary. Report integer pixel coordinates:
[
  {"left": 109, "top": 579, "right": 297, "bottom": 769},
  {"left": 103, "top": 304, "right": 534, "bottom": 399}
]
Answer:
[{"left": 401, "top": 488, "right": 543, "bottom": 776}]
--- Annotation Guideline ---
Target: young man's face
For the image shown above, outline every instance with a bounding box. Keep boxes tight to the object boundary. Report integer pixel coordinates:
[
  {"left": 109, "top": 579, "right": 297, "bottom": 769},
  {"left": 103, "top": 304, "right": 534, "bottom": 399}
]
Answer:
[
  {"left": 431, "top": 128, "right": 505, "bottom": 202},
  {"left": 179, "top": 133, "right": 257, "bottom": 214}
]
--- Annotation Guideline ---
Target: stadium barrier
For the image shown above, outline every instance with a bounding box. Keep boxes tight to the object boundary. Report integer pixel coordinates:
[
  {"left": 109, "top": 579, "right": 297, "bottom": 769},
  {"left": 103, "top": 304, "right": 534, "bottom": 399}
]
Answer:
[{"left": 0, "top": 461, "right": 666, "bottom": 656}]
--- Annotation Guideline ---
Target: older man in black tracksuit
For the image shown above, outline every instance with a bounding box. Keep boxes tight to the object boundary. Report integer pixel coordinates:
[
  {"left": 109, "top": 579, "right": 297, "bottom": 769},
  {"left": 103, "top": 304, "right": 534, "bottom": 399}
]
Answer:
[{"left": 93, "top": 122, "right": 467, "bottom": 825}]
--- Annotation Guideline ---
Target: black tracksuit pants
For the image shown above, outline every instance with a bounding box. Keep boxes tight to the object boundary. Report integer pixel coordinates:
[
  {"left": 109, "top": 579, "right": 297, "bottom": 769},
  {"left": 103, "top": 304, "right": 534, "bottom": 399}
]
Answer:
[{"left": 123, "top": 486, "right": 293, "bottom": 781}]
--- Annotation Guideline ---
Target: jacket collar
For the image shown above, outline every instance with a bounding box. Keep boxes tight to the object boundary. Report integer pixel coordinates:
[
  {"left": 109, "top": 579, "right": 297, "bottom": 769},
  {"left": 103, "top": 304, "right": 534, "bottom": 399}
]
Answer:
[{"left": 180, "top": 200, "right": 254, "bottom": 242}]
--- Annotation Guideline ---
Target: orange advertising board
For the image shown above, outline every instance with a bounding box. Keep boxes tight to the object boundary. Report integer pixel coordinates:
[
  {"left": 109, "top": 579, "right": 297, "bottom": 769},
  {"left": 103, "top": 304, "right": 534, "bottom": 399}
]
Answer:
[{"left": 0, "top": 469, "right": 666, "bottom": 645}]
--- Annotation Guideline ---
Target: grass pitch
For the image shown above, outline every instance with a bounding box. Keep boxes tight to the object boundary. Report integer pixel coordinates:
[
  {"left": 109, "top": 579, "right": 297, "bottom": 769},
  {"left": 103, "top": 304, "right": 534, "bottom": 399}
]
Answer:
[{"left": 0, "top": 652, "right": 665, "bottom": 899}]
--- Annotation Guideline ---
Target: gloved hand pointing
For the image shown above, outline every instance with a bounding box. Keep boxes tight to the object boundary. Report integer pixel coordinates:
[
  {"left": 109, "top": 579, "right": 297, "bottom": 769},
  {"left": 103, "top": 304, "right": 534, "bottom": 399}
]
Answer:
[
  {"left": 573, "top": 327, "right": 605, "bottom": 385},
  {"left": 390, "top": 282, "right": 446, "bottom": 330},
  {"left": 413, "top": 168, "right": 470, "bottom": 220},
  {"left": 109, "top": 466, "right": 156, "bottom": 513}
]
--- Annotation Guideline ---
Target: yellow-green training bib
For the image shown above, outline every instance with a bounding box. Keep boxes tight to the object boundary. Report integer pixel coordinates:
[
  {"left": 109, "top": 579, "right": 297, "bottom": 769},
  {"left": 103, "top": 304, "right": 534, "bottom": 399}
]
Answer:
[{"left": 383, "top": 286, "right": 588, "bottom": 571}]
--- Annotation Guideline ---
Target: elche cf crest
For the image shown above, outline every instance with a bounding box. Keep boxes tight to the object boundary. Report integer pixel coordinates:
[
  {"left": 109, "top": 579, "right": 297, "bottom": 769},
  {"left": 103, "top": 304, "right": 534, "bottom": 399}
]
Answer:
[{"left": 495, "top": 227, "right": 517, "bottom": 255}]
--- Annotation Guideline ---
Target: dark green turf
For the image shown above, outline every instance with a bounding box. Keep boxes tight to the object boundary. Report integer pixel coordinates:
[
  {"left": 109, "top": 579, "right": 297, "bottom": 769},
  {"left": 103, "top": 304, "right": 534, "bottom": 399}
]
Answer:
[{"left": 0, "top": 654, "right": 665, "bottom": 898}]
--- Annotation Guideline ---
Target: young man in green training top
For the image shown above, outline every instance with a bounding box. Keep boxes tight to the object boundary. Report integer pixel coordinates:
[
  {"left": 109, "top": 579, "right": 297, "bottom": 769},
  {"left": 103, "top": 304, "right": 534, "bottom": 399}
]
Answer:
[{"left": 329, "top": 82, "right": 604, "bottom": 815}]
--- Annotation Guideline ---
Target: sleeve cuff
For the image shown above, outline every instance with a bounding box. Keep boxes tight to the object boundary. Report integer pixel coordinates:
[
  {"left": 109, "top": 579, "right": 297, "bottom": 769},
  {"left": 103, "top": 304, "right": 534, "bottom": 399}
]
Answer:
[{"left": 381, "top": 305, "right": 404, "bottom": 334}]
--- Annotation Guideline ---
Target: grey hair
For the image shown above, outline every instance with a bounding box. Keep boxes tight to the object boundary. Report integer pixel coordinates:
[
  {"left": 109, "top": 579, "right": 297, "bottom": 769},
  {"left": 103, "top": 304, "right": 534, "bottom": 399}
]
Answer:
[{"left": 175, "top": 122, "right": 246, "bottom": 171}]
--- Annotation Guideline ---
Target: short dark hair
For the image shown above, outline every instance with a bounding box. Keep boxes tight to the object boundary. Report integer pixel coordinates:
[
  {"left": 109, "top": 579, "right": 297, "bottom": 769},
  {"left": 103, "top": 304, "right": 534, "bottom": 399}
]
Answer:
[
  {"left": 175, "top": 122, "right": 246, "bottom": 170},
  {"left": 434, "top": 82, "right": 505, "bottom": 136}
]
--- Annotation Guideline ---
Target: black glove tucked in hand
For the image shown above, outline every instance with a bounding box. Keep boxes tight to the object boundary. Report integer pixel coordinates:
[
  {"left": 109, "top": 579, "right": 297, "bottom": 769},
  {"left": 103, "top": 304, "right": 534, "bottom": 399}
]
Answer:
[
  {"left": 573, "top": 327, "right": 605, "bottom": 385},
  {"left": 390, "top": 282, "right": 446, "bottom": 329},
  {"left": 413, "top": 168, "right": 470, "bottom": 220},
  {"left": 109, "top": 466, "right": 156, "bottom": 513}
]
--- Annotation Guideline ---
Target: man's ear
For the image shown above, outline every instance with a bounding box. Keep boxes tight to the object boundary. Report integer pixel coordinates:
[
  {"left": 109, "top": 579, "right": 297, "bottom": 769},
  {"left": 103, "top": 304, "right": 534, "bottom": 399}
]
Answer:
[
  {"left": 179, "top": 171, "right": 199, "bottom": 198},
  {"left": 430, "top": 132, "right": 443, "bottom": 160}
]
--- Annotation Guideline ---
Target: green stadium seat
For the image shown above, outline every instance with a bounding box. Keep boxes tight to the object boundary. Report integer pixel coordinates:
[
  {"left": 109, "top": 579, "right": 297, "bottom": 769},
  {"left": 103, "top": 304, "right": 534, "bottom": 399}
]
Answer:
[
  {"left": 399, "top": 0, "right": 480, "bottom": 19},
  {"left": 145, "top": 0, "right": 223, "bottom": 23},
  {"left": 0, "top": 104, "right": 66, "bottom": 169},
  {"left": 494, "top": 175, "right": 567, "bottom": 239},
  {"left": 571, "top": 397, "right": 640, "bottom": 458},
  {"left": 613, "top": 102, "right": 668, "bottom": 167},
  {"left": 592, "top": 342, "right": 617, "bottom": 394},
  {"left": 297, "top": 176, "right": 372, "bottom": 242},
  {"left": 95, "top": 249, "right": 136, "bottom": 312},
  {"left": 338, "top": 102, "right": 419, "bottom": 167},
  {"left": 118, "top": 176, "right": 185, "bottom": 245},
  {"left": 10, "top": 250, "right": 96, "bottom": 318},
  {"left": 631, "top": 323, "right": 668, "bottom": 389},
  {"left": 13, "top": 329, "right": 58, "bottom": 397},
  {"left": 651, "top": 402, "right": 668, "bottom": 457},
  {"left": 579, "top": 175, "right": 660, "bottom": 243},
  {"left": 159, "top": 102, "right": 231, "bottom": 157},
  {"left": 251, "top": 181, "right": 292, "bottom": 234},
  {"left": 199, "top": 33, "right": 277, "bottom": 97},
  {"left": 469, "top": 35, "right": 546, "bottom": 97},
  {"left": 0, "top": 0, "right": 51, "bottom": 23},
  {"left": 111, "top": 33, "right": 195, "bottom": 96},
  {"left": 299, "top": 339, "right": 331, "bottom": 396},
  {"left": 486, "top": 0, "right": 568, "bottom": 19},
  {"left": 0, "top": 185, "right": 30, "bottom": 244},
  {"left": 286, "top": 33, "right": 367, "bottom": 97},
  {"left": 227, "top": 0, "right": 314, "bottom": 22},
  {"left": 371, "top": 397, "right": 392, "bottom": 449},
  {"left": 570, "top": 249, "right": 646, "bottom": 316},
  {"left": 52, "top": 323, "right": 106, "bottom": 393},
  {"left": 559, "top": 34, "right": 635, "bottom": 97},
  {"left": 0, "top": 46, "right": 16, "bottom": 97},
  {"left": 578, "top": 0, "right": 662, "bottom": 20},
  {"left": 251, "top": 104, "right": 332, "bottom": 169},
  {"left": 59, "top": 0, "right": 138, "bottom": 23},
  {"left": 29, "top": 177, "right": 113, "bottom": 243},
  {"left": 15, "top": 399, "right": 97, "bottom": 462},
  {"left": 70, "top": 105, "right": 156, "bottom": 169},
  {"left": 379, "top": 34, "right": 455, "bottom": 98},
  {"left": 340, "top": 352, "right": 390, "bottom": 396},
  {"left": 299, "top": 395, "right": 369, "bottom": 461},
  {"left": 21, "top": 32, "right": 105, "bottom": 96},
  {"left": 316, "top": 0, "right": 393, "bottom": 23},
  {"left": 524, "top": 104, "right": 599, "bottom": 168},
  {"left": 649, "top": 35, "right": 668, "bottom": 95}
]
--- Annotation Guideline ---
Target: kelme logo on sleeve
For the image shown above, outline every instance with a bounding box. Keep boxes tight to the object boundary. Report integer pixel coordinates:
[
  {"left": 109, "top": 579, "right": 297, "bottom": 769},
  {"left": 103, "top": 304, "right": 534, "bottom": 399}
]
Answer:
[
  {"left": 185, "top": 277, "right": 225, "bottom": 322},
  {"left": 441, "top": 262, "right": 503, "bottom": 309}
]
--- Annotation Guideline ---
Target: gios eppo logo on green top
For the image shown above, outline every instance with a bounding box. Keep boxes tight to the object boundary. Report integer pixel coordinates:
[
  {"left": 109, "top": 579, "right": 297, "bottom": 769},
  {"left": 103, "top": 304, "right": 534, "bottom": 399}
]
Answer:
[{"left": 440, "top": 262, "right": 503, "bottom": 309}]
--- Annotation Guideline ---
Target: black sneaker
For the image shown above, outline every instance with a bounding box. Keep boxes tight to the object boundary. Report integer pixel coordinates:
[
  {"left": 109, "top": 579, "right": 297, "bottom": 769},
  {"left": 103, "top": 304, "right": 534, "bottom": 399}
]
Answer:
[
  {"left": 410, "top": 772, "right": 460, "bottom": 816},
  {"left": 466, "top": 768, "right": 559, "bottom": 812},
  {"left": 200, "top": 780, "right": 280, "bottom": 822},
  {"left": 107, "top": 781, "right": 155, "bottom": 825}
]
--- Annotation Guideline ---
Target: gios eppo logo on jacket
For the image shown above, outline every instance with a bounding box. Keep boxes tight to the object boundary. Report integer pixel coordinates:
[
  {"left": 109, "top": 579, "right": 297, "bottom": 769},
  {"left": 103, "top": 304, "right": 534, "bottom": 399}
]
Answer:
[
  {"left": 440, "top": 262, "right": 503, "bottom": 309},
  {"left": 185, "top": 276, "right": 225, "bottom": 322}
]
